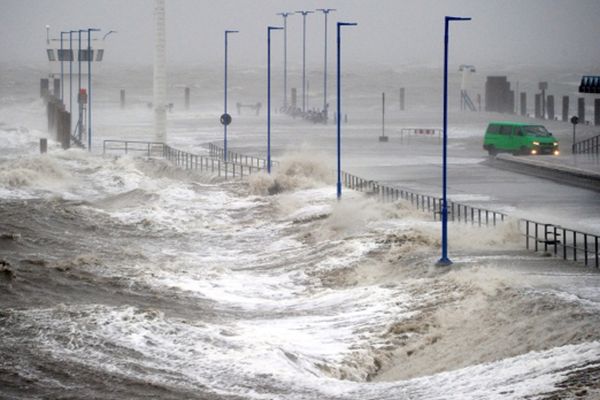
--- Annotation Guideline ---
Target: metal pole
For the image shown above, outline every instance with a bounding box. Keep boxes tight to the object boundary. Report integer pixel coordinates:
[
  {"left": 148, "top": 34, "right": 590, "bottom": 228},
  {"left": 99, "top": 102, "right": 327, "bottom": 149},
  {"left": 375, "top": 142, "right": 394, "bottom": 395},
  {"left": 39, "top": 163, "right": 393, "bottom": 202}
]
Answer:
[
  {"left": 336, "top": 22, "right": 357, "bottom": 200},
  {"left": 224, "top": 30, "right": 238, "bottom": 163},
  {"left": 267, "top": 26, "right": 283, "bottom": 174},
  {"left": 60, "top": 31, "right": 66, "bottom": 101},
  {"left": 77, "top": 30, "right": 83, "bottom": 141},
  {"left": 87, "top": 28, "right": 100, "bottom": 152},
  {"left": 278, "top": 12, "right": 291, "bottom": 110},
  {"left": 296, "top": 11, "right": 313, "bottom": 113},
  {"left": 69, "top": 31, "right": 74, "bottom": 114},
  {"left": 438, "top": 16, "right": 471, "bottom": 267},
  {"left": 317, "top": 9, "right": 335, "bottom": 114},
  {"left": 382, "top": 92, "right": 385, "bottom": 137}
]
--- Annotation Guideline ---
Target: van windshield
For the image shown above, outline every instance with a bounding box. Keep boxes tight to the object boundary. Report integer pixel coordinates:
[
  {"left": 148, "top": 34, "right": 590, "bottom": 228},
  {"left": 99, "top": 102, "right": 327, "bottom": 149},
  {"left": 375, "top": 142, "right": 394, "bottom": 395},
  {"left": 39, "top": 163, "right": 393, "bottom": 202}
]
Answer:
[{"left": 522, "top": 125, "right": 552, "bottom": 137}]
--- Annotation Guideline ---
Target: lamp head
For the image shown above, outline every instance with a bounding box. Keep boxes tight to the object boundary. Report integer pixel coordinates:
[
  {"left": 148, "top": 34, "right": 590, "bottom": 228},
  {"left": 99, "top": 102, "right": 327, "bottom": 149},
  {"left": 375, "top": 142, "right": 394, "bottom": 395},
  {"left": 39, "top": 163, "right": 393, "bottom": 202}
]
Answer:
[{"left": 446, "top": 16, "right": 472, "bottom": 22}]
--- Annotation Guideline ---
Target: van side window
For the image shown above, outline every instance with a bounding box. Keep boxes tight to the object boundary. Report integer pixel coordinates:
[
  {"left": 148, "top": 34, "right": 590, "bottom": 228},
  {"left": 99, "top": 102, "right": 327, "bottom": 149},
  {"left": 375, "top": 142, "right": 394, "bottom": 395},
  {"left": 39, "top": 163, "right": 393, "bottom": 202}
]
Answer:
[
  {"left": 515, "top": 128, "right": 524, "bottom": 136},
  {"left": 500, "top": 125, "right": 513, "bottom": 136},
  {"left": 487, "top": 124, "right": 500, "bottom": 134}
]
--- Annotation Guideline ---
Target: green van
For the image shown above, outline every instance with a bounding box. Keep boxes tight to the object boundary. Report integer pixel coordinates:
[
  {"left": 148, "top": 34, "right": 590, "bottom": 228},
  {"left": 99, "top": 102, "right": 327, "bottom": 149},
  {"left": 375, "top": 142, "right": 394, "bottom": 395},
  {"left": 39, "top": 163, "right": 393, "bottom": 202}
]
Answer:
[{"left": 483, "top": 122, "right": 559, "bottom": 156}]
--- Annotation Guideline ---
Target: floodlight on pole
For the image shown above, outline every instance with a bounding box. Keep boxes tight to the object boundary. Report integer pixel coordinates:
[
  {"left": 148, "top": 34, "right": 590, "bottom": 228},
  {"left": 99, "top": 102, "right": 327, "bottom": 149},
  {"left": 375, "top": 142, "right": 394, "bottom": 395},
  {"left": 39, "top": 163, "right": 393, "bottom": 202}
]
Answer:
[
  {"left": 295, "top": 10, "right": 314, "bottom": 113},
  {"left": 87, "top": 28, "right": 101, "bottom": 152},
  {"left": 267, "top": 26, "right": 283, "bottom": 174},
  {"left": 317, "top": 8, "right": 335, "bottom": 116},
  {"left": 224, "top": 30, "right": 238, "bottom": 162},
  {"left": 60, "top": 31, "right": 67, "bottom": 101},
  {"left": 336, "top": 22, "right": 357, "bottom": 200},
  {"left": 437, "top": 16, "right": 471, "bottom": 267},
  {"left": 277, "top": 12, "right": 292, "bottom": 110},
  {"left": 69, "top": 31, "right": 76, "bottom": 115}
]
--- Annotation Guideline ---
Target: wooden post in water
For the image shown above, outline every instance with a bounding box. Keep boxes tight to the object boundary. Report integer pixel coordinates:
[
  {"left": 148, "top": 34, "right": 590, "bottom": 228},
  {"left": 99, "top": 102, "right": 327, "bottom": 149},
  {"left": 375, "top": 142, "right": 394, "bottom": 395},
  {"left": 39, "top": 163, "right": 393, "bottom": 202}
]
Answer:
[
  {"left": 546, "top": 95, "right": 554, "bottom": 120},
  {"left": 578, "top": 97, "right": 585, "bottom": 123},
  {"left": 53, "top": 78, "right": 60, "bottom": 97},
  {"left": 520, "top": 92, "right": 527, "bottom": 116},
  {"left": 40, "top": 138, "right": 47, "bottom": 154},
  {"left": 40, "top": 79, "right": 49, "bottom": 100},
  {"left": 562, "top": 96, "right": 569, "bottom": 122}
]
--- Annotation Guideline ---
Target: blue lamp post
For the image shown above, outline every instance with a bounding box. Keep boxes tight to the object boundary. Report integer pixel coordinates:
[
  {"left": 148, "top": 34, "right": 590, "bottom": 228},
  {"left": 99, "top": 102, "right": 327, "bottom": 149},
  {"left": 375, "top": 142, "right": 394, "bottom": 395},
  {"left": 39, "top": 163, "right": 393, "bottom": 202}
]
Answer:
[
  {"left": 267, "top": 26, "right": 283, "bottom": 174},
  {"left": 87, "top": 28, "right": 101, "bottom": 152},
  {"left": 317, "top": 8, "right": 335, "bottom": 116},
  {"left": 437, "top": 16, "right": 471, "bottom": 267},
  {"left": 277, "top": 12, "right": 292, "bottom": 110},
  {"left": 295, "top": 10, "right": 313, "bottom": 113},
  {"left": 224, "top": 29, "right": 238, "bottom": 162},
  {"left": 336, "top": 22, "right": 357, "bottom": 200}
]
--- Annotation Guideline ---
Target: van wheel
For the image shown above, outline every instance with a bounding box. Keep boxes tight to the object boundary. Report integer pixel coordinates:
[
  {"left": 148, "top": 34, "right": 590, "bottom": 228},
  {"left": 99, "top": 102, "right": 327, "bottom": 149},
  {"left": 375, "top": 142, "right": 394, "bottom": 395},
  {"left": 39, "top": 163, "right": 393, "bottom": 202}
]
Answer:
[{"left": 487, "top": 146, "right": 498, "bottom": 156}]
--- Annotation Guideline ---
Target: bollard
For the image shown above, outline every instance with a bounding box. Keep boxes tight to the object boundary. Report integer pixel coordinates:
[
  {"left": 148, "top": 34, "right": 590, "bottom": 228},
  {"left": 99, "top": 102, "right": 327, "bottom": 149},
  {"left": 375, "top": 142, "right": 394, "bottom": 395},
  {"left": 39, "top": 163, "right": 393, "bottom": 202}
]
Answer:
[
  {"left": 399, "top": 87, "right": 405, "bottom": 111},
  {"left": 520, "top": 92, "right": 527, "bottom": 116},
  {"left": 58, "top": 109, "right": 71, "bottom": 149},
  {"left": 534, "top": 94, "right": 541, "bottom": 118},
  {"left": 578, "top": 97, "right": 585, "bottom": 123},
  {"left": 53, "top": 78, "right": 60, "bottom": 97},
  {"left": 595, "top": 98, "right": 600, "bottom": 126},
  {"left": 185, "top": 87, "right": 190, "bottom": 109},
  {"left": 562, "top": 96, "right": 569, "bottom": 122},
  {"left": 40, "top": 78, "right": 49, "bottom": 99},
  {"left": 120, "top": 89, "right": 126, "bottom": 109},
  {"left": 546, "top": 95, "right": 554, "bottom": 120},
  {"left": 40, "top": 138, "right": 47, "bottom": 154}
]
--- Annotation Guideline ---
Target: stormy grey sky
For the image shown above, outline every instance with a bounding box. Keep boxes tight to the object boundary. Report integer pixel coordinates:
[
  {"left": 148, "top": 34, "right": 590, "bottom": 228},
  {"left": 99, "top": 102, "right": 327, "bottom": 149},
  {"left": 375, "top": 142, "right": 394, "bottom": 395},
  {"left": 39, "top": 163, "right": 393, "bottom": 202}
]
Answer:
[{"left": 1, "top": 0, "right": 600, "bottom": 70}]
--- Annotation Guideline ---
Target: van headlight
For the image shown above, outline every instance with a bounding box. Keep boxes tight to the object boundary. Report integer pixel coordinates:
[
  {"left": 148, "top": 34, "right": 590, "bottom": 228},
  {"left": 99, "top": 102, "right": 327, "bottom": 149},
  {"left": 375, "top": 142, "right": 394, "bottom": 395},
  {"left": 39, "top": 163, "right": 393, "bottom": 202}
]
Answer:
[
  {"left": 533, "top": 141, "right": 540, "bottom": 146},
  {"left": 553, "top": 150, "right": 560, "bottom": 156},
  {"left": 553, "top": 142, "right": 558, "bottom": 146}
]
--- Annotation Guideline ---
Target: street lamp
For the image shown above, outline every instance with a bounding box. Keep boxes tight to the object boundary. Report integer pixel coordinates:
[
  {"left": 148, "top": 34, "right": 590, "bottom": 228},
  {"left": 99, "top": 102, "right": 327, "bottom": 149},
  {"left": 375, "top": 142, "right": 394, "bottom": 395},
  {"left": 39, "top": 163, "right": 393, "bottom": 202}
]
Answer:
[
  {"left": 87, "top": 28, "right": 101, "bottom": 152},
  {"left": 224, "top": 30, "right": 238, "bottom": 162},
  {"left": 437, "top": 16, "right": 471, "bottom": 267},
  {"left": 317, "top": 8, "right": 335, "bottom": 117},
  {"left": 277, "top": 12, "right": 292, "bottom": 110},
  {"left": 60, "top": 31, "right": 68, "bottom": 102},
  {"left": 295, "top": 10, "right": 313, "bottom": 113},
  {"left": 69, "top": 30, "right": 76, "bottom": 115},
  {"left": 76, "top": 29, "right": 85, "bottom": 143},
  {"left": 336, "top": 22, "right": 357, "bottom": 199},
  {"left": 267, "top": 26, "right": 283, "bottom": 174}
]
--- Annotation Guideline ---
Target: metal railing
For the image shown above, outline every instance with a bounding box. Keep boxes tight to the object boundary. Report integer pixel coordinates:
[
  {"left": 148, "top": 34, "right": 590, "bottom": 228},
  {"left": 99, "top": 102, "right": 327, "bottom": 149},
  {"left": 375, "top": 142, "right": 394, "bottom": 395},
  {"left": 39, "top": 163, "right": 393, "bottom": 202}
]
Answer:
[
  {"left": 164, "top": 144, "right": 266, "bottom": 178},
  {"left": 340, "top": 171, "right": 507, "bottom": 226},
  {"left": 572, "top": 134, "right": 600, "bottom": 154},
  {"left": 104, "top": 139, "right": 599, "bottom": 268},
  {"left": 208, "top": 143, "right": 279, "bottom": 168},
  {"left": 340, "top": 170, "right": 598, "bottom": 268},
  {"left": 521, "top": 220, "right": 599, "bottom": 268},
  {"left": 103, "top": 140, "right": 266, "bottom": 179},
  {"left": 103, "top": 140, "right": 165, "bottom": 157}
]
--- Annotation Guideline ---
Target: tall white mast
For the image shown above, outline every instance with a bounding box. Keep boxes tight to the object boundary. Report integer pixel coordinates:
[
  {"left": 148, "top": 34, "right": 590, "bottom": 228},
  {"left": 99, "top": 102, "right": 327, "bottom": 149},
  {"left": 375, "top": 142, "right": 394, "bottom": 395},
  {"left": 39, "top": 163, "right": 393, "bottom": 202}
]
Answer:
[{"left": 154, "top": 0, "right": 167, "bottom": 142}]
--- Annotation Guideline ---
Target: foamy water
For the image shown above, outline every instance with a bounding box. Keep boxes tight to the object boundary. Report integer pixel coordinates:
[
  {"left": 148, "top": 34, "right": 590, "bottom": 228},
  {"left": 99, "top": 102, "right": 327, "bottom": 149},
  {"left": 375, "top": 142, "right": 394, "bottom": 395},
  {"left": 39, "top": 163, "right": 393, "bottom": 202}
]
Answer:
[{"left": 1, "top": 66, "right": 600, "bottom": 399}]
